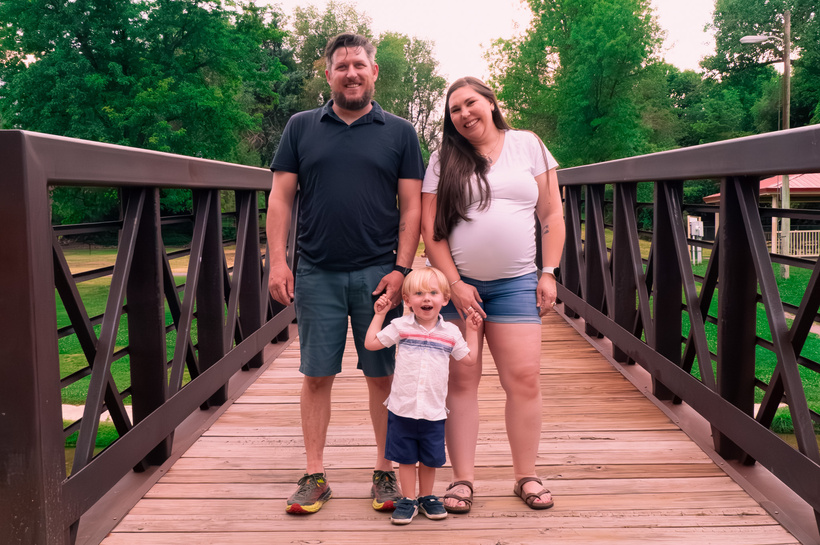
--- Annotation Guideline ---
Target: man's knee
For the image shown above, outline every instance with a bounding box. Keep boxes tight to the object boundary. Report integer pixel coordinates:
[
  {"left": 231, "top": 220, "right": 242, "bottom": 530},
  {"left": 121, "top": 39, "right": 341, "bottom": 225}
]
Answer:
[
  {"left": 365, "top": 375, "right": 393, "bottom": 397},
  {"left": 302, "top": 375, "right": 335, "bottom": 397}
]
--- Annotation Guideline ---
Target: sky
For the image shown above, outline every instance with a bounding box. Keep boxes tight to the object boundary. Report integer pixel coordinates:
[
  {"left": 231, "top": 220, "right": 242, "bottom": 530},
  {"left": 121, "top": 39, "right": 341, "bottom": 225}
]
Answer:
[{"left": 270, "top": 0, "right": 717, "bottom": 82}]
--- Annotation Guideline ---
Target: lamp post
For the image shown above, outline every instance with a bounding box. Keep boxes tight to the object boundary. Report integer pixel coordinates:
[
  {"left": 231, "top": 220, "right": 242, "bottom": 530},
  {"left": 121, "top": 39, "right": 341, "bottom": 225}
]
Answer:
[{"left": 741, "top": 10, "right": 792, "bottom": 277}]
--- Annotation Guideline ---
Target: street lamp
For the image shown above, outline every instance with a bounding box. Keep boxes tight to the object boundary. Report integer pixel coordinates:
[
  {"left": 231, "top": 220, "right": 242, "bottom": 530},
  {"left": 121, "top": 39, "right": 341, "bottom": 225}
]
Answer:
[{"left": 741, "top": 10, "right": 791, "bottom": 276}]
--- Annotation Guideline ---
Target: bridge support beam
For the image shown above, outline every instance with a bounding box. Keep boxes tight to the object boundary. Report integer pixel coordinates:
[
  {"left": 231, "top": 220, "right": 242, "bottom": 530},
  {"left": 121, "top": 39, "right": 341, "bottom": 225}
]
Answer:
[
  {"left": 651, "top": 181, "right": 683, "bottom": 400},
  {"left": 715, "top": 176, "right": 759, "bottom": 459}
]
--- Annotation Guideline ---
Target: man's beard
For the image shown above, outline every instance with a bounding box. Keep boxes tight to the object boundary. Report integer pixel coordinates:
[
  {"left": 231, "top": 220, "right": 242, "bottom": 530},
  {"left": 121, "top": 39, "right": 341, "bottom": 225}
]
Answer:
[{"left": 331, "top": 86, "right": 374, "bottom": 111}]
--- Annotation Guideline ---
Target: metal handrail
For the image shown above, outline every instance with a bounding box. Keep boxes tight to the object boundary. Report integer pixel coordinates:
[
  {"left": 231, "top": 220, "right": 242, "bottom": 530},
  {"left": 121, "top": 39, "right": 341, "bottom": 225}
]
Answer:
[
  {"left": 0, "top": 130, "right": 295, "bottom": 544},
  {"left": 556, "top": 124, "right": 820, "bottom": 534}
]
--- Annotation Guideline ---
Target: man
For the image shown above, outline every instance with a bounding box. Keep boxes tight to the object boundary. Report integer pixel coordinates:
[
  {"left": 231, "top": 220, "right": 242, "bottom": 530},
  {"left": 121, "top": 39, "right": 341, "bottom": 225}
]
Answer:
[{"left": 266, "top": 32, "right": 424, "bottom": 515}]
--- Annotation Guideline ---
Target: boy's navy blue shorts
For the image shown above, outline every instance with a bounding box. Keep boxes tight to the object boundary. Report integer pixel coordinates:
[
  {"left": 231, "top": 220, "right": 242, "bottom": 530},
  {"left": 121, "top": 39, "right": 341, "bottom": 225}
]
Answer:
[{"left": 385, "top": 411, "right": 446, "bottom": 468}]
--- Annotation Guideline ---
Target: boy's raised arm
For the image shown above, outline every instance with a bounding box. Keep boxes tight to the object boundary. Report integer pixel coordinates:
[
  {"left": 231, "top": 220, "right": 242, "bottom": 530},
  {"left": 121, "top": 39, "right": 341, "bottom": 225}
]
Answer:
[
  {"left": 364, "top": 294, "right": 393, "bottom": 351},
  {"left": 458, "top": 310, "right": 483, "bottom": 367}
]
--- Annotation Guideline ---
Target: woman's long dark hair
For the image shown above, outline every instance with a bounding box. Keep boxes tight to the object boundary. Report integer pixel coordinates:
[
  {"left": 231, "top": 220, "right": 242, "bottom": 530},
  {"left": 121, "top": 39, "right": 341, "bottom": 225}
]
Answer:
[{"left": 434, "top": 77, "right": 512, "bottom": 241}]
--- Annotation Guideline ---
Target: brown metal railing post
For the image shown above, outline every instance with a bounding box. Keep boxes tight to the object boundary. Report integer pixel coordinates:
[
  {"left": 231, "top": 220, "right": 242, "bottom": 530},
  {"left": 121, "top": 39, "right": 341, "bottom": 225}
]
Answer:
[
  {"left": 651, "top": 181, "right": 683, "bottom": 400},
  {"left": 0, "top": 131, "right": 70, "bottom": 543},
  {"left": 238, "top": 191, "right": 265, "bottom": 368},
  {"left": 584, "top": 184, "right": 607, "bottom": 337},
  {"left": 126, "top": 187, "right": 171, "bottom": 465},
  {"left": 715, "top": 176, "right": 759, "bottom": 459},
  {"left": 561, "top": 185, "right": 583, "bottom": 319},
  {"left": 196, "top": 189, "right": 228, "bottom": 406},
  {"left": 612, "top": 183, "right": 638, "bottom": 363}
]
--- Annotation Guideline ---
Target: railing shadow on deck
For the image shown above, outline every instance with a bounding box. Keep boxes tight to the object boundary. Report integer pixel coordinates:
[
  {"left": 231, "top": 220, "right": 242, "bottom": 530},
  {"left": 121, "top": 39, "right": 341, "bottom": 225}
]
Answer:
[
  {"left": 0, "top": 130, "right": 296, "bottom": 544},
  {"left": 556, "top": 124, "right": 820, "bottom": 536}
]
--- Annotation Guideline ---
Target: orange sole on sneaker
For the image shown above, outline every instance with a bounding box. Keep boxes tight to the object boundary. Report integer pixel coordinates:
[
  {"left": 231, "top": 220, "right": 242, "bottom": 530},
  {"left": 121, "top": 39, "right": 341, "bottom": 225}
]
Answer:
[{"left": 286, "top": 493, "right": 332, "bottom": 514}]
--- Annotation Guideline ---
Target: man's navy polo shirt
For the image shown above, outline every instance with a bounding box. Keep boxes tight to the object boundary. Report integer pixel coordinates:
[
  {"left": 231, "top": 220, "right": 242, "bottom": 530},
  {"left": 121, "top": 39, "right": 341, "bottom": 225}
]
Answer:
[{"left": 271, "top": 101, "right": 425, "bottom": 271}]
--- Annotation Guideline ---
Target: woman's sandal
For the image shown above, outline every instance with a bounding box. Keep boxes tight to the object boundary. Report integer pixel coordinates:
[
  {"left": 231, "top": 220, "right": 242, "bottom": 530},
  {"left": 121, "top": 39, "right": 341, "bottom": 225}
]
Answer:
[
  {"left": 513, "top": 477, "right": 554, "bottom": 510},
  {"left": 443, "top": 480, "right": 474, "bottom": 514}
]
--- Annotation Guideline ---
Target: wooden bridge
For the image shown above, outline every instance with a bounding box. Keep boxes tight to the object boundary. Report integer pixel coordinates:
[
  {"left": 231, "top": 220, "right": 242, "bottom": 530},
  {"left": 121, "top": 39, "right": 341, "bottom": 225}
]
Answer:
[
  {"left": 3, "top": 128, "right": 820, "bottom": 544},
  {"left": 97, "top": 306, "right": 803, "bottom": 544}
]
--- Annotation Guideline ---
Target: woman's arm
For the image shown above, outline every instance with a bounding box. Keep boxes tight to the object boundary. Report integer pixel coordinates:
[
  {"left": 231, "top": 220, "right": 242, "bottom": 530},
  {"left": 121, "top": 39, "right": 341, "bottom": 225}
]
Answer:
[
  {"left": 421, "top": 193, "right": 486, "bottom": 319},
  {"left": 535, "top": 167, "right": 565, "bottom": 313}
]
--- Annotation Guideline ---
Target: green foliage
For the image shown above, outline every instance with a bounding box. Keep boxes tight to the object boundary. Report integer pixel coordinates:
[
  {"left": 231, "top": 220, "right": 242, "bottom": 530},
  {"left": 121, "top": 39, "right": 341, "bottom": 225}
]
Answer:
[
  {"left": 285, "top": 4, "right": 445, "bottom": 152},
  {"left": 703, "top": 0, "right": 819, "bottom": 132},
  {"left": 287, "top": 1, "right": 373, "bottom": 110},
  {"left": 375, "top": 32, "right": 446, "bottom": 152},
  {"left": 690, "top": 87, "right": 753, "bottom": 144},
  {"left": 50, "top": 187, "right": 120, "bottom": 225},
  {"left": 0, "top": 0, "right": 287, "bottom": 164},
  {"left": 490, "top": 0, "right": 663, "bottom": 166}
]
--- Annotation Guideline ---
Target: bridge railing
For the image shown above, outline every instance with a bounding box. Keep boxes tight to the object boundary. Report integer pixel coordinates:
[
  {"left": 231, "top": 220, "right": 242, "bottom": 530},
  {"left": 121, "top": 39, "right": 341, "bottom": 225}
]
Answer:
[
  {"left": 0, "top": 130, "right": 295, "bottom": 544},
  {"left": 556, "top": 124, "right": 820, "bottom": 532}
]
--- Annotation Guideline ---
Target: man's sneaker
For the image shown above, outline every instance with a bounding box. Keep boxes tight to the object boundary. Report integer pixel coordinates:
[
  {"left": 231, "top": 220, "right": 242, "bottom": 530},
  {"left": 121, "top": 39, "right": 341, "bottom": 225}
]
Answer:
[
  {"left": 418, "top": 494, "right": 448, "bottom": 520},
  {"left": 285, "top": 472, "right": 332, "bottom": 514},
  {"left": 390, "top": 497, "right": 419, "bottom": 525},
  {"left": 371, "top": 469, "right": 401, "bottom": 511}
]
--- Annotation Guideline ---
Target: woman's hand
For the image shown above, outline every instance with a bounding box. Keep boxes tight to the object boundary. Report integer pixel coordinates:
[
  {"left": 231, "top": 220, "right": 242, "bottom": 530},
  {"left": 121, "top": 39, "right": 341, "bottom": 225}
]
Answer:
[
  {"left": 537, "top": 273, "right": 558, "bottom": 316},
  {"left": 450, "top": 280, "right": 486, "bottom": 320}
]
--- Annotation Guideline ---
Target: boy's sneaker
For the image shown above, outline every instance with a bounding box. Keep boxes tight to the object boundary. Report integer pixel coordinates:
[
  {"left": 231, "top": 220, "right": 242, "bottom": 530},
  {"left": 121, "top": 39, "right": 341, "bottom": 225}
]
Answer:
[
  {"left": 285, "top": 472, "right": 332, "bottom": 514},
  {"left": 371, "top": 469, "right": 401, "bottom": 511},
  {"left": 418, "top": 494, "right": 448, "bottom": 520},
  {"left": 390, "top": 497, "right": 419, "bottom": 525}
]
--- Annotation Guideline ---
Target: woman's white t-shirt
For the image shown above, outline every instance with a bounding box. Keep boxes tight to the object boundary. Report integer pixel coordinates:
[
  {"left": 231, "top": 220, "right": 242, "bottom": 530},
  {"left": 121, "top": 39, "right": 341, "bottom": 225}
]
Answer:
[{"left": 422, "top": 130, "right": 559, "bottom": 281}]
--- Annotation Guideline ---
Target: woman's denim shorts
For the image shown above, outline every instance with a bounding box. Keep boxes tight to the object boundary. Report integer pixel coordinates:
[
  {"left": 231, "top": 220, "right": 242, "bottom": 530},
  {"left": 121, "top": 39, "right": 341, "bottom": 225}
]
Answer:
[{"left": 440, "top": 272, "right": 542, "bottom": 324}]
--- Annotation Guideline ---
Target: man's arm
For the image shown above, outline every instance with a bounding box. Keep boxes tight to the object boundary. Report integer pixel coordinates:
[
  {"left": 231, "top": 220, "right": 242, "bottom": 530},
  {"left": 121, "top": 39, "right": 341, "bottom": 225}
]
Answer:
[
  {"left": 266, "top": 170, "right": 299, "bottom": 306},
  {"left": 371, "top": 177, "right": 422, "bottom": 306},
  {"left": 396, "top": 177, "right": 422, "bottom": 269}
]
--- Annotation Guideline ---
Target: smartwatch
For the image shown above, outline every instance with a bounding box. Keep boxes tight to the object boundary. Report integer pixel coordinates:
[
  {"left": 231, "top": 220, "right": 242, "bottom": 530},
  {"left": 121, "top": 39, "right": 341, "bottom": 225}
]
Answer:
[
  {"left": 542, "top": 266, "right": 559, "bottom": 277},
  {"left": 393, "top": 265, "right": 412, "bottom": 276}
]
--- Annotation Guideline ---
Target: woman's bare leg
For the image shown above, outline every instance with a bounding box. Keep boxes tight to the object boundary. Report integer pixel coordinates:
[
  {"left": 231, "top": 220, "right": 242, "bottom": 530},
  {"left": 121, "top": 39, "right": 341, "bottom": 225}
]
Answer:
[{"left": 485, "top": 322, "right": 551, "bottom": 505}]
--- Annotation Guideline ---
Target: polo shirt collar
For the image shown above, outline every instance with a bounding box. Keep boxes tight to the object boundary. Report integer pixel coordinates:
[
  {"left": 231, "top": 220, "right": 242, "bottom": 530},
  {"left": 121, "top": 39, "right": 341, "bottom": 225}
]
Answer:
[
  {"left": 410, "top": 313, "right": 446, "bottom": 332},
  {"left": 321, "top": 100, "right": 386, "bottom": 126}
]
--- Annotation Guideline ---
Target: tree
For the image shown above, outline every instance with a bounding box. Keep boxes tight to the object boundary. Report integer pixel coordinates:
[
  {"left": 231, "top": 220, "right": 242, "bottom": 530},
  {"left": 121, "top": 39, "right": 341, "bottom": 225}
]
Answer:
[
  {"left": 287, "top": 1, "right": 373, "bottom": 110},
  {"left": 286, "top": 3, "right": 445, "bottom": 154},
  {"left": 0, "top": 0, "right": 286, "bottom": 164},
  {"left": 703, "top": 0, "right": 819, "bottom": 131},
  {"left": 490, "top": 0, "right": 663, "bottom": 167},
  {"left": 375, "top": 32, "right": 446, "bottom": 154},
  {"left": 634, "top": 62, "right": 684, "bottom": 153}
]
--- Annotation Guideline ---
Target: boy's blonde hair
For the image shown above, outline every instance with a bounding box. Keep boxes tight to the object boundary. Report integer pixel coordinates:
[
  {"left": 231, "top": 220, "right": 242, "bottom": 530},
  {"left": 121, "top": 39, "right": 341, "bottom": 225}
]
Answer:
[{"left": 402, "top": 267, "right": 450, "bottom": 300}]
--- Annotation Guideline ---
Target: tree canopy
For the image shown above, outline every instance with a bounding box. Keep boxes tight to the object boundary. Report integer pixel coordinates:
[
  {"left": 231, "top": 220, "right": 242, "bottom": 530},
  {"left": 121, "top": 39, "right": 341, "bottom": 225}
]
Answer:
[
  {"left": 0, "top": 0, "right": 287, "bottom": 164},
  {"left": 489, "top": 0, "right": 662, "bottom": 167},
  {"left": 283, "top": 2, "right": 445, "bottom": 155},
  {"left": 2, "top": 0, "right": 819, "bottom": 224}
]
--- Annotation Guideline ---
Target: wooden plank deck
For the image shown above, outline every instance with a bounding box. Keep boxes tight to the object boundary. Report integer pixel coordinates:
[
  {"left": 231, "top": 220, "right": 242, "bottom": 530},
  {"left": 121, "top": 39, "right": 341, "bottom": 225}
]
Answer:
[{"left": 100, "top": 291, "right": 801, "bottom": 544}]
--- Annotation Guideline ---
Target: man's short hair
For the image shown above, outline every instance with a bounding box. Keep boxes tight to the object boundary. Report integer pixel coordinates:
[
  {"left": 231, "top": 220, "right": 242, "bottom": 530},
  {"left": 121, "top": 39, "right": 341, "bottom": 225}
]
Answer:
[{"left": 325, "top": 32, "right": 376, "bottom": 69}]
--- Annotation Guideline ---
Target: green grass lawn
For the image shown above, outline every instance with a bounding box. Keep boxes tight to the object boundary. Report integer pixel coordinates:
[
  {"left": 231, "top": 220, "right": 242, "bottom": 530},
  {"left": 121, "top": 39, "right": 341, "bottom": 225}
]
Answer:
[{"left": 57, "top": 247, "right": 192, "bottom": 405}]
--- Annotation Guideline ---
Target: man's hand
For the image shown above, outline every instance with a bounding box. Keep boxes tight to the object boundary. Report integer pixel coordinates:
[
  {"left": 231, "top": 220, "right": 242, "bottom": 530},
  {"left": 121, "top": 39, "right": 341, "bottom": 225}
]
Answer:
[
  {"left": 372, "top": 270, "right": 405, "bottom": 308},
  {"left": 268, "top": 262, "right": 294, "bottom": 306}
]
